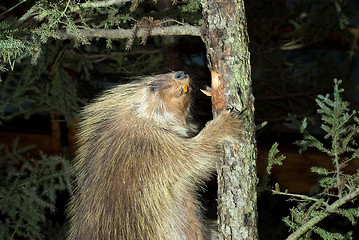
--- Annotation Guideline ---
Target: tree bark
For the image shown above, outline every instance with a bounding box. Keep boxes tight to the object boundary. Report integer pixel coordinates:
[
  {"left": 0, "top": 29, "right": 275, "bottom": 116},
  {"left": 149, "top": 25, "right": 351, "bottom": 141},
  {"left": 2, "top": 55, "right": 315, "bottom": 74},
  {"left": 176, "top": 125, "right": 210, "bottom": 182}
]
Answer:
[{"left": 201, "top": 1, "right": 258, "bottom": 239}]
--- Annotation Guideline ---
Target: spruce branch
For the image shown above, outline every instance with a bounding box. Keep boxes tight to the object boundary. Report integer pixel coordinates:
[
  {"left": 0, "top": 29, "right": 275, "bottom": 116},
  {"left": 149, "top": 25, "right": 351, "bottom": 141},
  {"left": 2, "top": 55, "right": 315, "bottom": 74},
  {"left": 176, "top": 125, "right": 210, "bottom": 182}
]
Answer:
[
  {"left": 58, "top": 25, "right": 201, "bottom": 40},
  {"left": 0, "top": 141, "right": 73, "bottom": 239},
  {"left": 258, "top": 142, "right": 286, "bottom": 194},
  {"left": 279, "top": 79, "right": 359, "bottom": 239},
  {"left": 0, "top": 0, "right": 27, "bottom": 18},
  {"left": 71, "top": 0, "right": 132, "bottom": 12},
  {"left": 285, "top": 189, "right": 359, "bottom": 240},
  {"left": 272, "top": 190, "right": 326, "bottom": 205}
]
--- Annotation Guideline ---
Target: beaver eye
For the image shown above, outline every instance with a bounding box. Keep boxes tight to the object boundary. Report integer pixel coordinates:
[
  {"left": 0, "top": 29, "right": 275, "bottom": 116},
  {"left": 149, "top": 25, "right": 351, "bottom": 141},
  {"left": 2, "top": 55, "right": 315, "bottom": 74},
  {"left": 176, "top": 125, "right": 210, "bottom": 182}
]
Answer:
[
  {"left": 149, "top": 80, "right": 166, "bottom": 92},
  {"left": 150, "top": 85, "right": 159, "bottom": 92},
  {"left": 150, "top": 83, "right": 161, "bottom": 92}
]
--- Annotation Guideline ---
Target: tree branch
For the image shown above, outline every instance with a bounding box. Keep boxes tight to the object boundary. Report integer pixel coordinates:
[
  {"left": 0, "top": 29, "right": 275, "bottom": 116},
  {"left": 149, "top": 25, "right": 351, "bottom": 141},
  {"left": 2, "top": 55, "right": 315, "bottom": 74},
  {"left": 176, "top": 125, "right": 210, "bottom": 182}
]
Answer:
[
  {"left": 272, "top": 190, "right": 325, "bottom": 204},
  {"left": 58, "top": 25, "right": 201, "bottom": 40},
  {"left": 71, "top": 0, "right": 131, "bottom": 12},
  {"left": 285, "top": 189, "right": 359, "bottom": 240}
]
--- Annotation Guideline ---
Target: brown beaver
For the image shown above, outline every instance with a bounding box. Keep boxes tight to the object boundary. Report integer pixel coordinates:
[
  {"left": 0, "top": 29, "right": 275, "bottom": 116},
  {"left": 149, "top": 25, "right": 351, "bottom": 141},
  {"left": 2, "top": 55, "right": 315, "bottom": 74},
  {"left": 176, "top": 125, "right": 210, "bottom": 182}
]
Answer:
[{"left": 67, "top": 71, "right": 242, "bottom": 240}]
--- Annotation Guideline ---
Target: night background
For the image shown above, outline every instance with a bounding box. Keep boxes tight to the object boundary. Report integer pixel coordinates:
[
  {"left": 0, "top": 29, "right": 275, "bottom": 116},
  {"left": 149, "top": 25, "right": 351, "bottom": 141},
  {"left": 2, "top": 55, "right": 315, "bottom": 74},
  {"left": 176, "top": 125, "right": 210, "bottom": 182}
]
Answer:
[{"left": 1, "top": 0, "right": 359, "bottom": 239}]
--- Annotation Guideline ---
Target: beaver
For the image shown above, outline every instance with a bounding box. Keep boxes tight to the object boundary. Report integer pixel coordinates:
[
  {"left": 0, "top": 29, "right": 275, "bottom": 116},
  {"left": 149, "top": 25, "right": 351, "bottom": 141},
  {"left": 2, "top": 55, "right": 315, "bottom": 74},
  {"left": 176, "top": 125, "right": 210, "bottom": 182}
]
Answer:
[{"left": 67, "top": 71, "right": 242, "bottom": 240}]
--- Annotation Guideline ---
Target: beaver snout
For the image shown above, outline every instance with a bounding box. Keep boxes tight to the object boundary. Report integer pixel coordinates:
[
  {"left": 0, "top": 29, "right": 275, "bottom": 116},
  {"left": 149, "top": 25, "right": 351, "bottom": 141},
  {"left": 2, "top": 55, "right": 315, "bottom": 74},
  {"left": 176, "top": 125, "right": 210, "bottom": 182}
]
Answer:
[{"left": 174, "top": 71, "right": 188, "bottom": 80}]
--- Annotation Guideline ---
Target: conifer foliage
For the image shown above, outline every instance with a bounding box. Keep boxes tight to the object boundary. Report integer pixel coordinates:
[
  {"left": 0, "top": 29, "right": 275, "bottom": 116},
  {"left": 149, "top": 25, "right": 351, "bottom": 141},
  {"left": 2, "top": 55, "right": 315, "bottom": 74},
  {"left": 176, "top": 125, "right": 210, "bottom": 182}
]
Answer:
[
  {"left": 0, "top": 140, "right": 72, "bottom": 240},
  {"left": 268, "top": 80, "right": 359, "bottom": 239}
]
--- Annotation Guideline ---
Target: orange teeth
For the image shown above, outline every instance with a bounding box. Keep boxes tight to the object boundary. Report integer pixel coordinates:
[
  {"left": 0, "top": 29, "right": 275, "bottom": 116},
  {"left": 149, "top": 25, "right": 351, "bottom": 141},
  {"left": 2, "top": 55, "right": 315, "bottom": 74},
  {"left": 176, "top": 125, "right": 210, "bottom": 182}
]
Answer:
[{"left": 183, "top": 85, "right": 188, "bottom": 93}]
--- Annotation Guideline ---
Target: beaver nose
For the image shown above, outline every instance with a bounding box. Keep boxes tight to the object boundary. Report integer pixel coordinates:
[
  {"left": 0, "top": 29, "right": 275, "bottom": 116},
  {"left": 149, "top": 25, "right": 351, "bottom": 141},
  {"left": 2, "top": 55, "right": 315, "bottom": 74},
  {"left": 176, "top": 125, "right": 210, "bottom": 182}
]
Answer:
[{"left": 174, "top": 71, "right": 188, "bottom": 80}]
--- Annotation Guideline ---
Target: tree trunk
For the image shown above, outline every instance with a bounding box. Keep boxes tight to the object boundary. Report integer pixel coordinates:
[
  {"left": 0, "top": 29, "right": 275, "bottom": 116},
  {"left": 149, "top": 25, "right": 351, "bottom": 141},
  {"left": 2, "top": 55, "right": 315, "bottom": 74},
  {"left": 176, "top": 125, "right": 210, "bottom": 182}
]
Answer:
[{"left": 201, "top": 1, "right": 258, "bottom": 239}]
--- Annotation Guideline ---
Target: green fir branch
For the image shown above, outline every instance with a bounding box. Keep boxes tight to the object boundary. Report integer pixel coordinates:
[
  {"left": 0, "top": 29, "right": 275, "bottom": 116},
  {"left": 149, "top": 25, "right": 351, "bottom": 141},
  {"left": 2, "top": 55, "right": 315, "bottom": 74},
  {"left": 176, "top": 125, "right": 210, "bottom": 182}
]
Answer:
[
  {"left": 259, "top": 142, "right": 286, "bottom": 193},
  {"left": 285, "top": 189, "right": 359, "bottom": 240},
  {"left": 0, "top": 141, "right": 73, "bottom": 240},
  {"left": 279, "top": 79, "right": 359, "bottom": 239}
]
